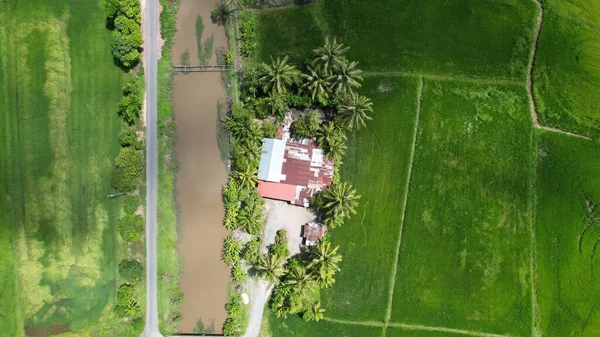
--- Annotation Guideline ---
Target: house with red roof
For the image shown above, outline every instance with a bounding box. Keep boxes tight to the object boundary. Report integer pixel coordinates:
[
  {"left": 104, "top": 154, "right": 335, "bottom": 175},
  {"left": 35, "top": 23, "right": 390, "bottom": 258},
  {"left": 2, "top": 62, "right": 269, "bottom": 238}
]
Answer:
[{"left": 257, "top": 124, "right": 334, "bottom": 207}]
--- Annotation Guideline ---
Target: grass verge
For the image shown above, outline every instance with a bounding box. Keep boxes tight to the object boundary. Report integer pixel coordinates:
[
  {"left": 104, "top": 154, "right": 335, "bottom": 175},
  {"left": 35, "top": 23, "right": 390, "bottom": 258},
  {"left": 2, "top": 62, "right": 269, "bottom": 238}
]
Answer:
[{"left": 157, "top": 0, "right": 183, "bottom": 334}]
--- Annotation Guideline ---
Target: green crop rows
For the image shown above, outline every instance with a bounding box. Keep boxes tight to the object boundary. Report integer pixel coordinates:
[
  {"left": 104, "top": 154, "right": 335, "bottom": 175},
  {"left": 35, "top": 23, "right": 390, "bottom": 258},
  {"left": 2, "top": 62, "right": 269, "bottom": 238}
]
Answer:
[{"left": 252, "top": 0, "right": 600, "bottom": 336}]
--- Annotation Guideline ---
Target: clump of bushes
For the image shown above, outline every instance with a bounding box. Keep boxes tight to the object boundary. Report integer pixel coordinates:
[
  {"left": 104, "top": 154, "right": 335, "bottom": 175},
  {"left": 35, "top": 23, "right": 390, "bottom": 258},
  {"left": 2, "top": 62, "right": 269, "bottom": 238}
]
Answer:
[
  {"left": 115, "top": 283, "right": 141, "bottom": 317},
  {"left": 223, "top": 291, "right": 244, "bottom": 337},
  {"left": 120, "top": 127, "right": 142, "bottom": 149},
  {"left": 222, "top": 236, "right": 243, "bottom": 266},
  {"left": 117, "top": 77, "right": 144, "bottom": 125},
  {"left": 118, "top": 214, "right": 144, "bottom": 242},
  {"left": 291, "top": 111, "right": 322, "bottom": 139},
  {"left": 270, "top": 230, "right": 290, "bottom": 260},
  {"left": 111, "top": 147, "right": 143, "bottom": 192},
  {"left": 104, "top": 0, "right": 143, "bottom": 67},
  {"left": 119, "top": 259, "right": 145, "bottom": 284},
  {"left": 239, "top": 12, "right": 257, "bottom": 57},
  {"left": 243, "top": 237, "right": 262, "bottom": 264},
  {"left": 123, "top": 195, "right": 141, "bottom": 214}
]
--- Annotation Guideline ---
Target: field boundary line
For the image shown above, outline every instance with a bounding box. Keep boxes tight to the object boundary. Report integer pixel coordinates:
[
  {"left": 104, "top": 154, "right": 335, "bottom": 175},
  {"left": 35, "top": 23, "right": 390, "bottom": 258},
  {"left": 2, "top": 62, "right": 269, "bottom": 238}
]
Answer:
[
  {"left": 526, "top": 0, "right": 591, "bottom": 140},
  {"left": 323, "top": 317, "right": 385, "bottom": 327},
  {"left": 388, "top": 323, "right": 512, "bottom": 337},
  {"left": 529, "top": 130, "right": 541, "bottom": 337},
  {"left": 323, "top": 318, "right": 512, "bottom": 337},
  {"left": 383, "top": 77, "right": 424, "bottom": 326},
  {"left": 363, "top": 71, "right": 519, "bottom": 86}
]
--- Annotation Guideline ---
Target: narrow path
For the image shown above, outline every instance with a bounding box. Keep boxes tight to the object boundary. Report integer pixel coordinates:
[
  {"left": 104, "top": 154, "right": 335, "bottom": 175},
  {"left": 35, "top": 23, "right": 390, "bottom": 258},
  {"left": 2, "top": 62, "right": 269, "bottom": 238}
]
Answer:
[
  {"left": 383, "top": 77, "right": 423, "bottom": 325},
  {"left": 526, "top": 0, "right": 591, "bottom": 140},
  {"left": 242, "top": 278, "right": 273, "bottom": 337},
  {"left": 323, "top": 318, "right": 510, "bottom": 337},
  {"left": 363, "top": 71, "right": 518, "bottom": 86}
]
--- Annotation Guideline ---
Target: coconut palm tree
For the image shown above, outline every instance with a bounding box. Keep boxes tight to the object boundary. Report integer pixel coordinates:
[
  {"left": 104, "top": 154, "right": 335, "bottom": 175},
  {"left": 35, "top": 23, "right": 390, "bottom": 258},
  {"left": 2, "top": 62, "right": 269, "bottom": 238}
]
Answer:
[
  {"left": 234, "top": 165, "right": 257, "bottom": 189},
  {"left": 259, "top": 56, "right": 300, "bottom": 95},
  {"left": 285, "top": 263, "right": 316, "bottom": 296},
  {"left": 224, "top": 115, "right": 262, "bottom": 142},
  {"left": 302, "top": 65, "right": 331, "bottom": 102},
  {"left": 238, "top": 206, "right": 262, "bottom": 235},
  {"left": 338, "top": 92, "right": 373, "bottom": 130},
  {"left": 316, "top": 122, "right": 347, "bottom": 161},
  {"left": 308, "top": 239, "right": 342, "bottom": 288},
  {"left": 255, "top": 254, "right": 284, "bottom": 283},
  {"left": 264, "top": 91, "right": 288, "bottom": 118},
  {"left": 330, "top": 59, "right": 363, "bottom": 94},
  {"left": 303, "top": 302, "right": 326, "bottom": 322},
  {"left": 312, "top": 36, "right": 349, "bottom": 75},
  {"left": 319, "top": 182, "right": 360, "bottom": 223}
]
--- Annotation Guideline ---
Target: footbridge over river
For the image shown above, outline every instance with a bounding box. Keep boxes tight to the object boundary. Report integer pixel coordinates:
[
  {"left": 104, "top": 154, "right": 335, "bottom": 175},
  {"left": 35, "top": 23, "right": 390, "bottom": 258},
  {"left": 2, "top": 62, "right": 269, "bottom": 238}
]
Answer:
[{"left": 173, "top": 64, "right": 230, "bottom": 74}]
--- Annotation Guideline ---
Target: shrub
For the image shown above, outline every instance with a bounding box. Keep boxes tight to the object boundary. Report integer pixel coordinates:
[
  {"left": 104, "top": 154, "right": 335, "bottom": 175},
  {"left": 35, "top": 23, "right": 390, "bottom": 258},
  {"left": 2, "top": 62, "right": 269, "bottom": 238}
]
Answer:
[
  {"left": 222, "top": 317, "right": 241, "bottom": 337},
  {"left": 112, "top": 147, "right": 143, "bottom": 192},
  {"left": 120, "top": 127, "right": 142, "bottom": 149},
  {"left": 222, "top": 236, "right": 243, "bottom": 266},
  {"left": 270, "top": 230, "right": 289, "bottom": 260},
  {"left": 244, "top": 237, "right": 262, "bottom": 265},
  {"left": 291, "top": 111, "right": 322, "bottom": 139},
  {"left": 231, "top": 261, "right": 246, "bottom": 284},
  {"left": 239, "top": 12, "right": 258, "bottom": 58},
  {"left": 115, "top": 283, "right": 141, "bottom": 317},
  {"left": 261, "top": 120, "right": 278, "bottom": 138},
  {"left": 123, "top": 195, "right": 141, "bottom": 214},
  {"left": 285, "top": 92, "right": 312, "bottom": 109},
  {"left": 105, "top": 0, "right": 143, "bottom": 67},
  {"left": 225, "top": 49, "right": 235, "bottom": 67},
  {"left": 117, "top": 78, "right": 143, "bottom": 124},
  {"left": 131, "top": 318, "right": 145, "bottom": 334},
  {"left": 118, "top": 214, "right": 144, "bottom": 242},
  {"left": 118, "top": 259, "right": 144, "bottom": 283}
]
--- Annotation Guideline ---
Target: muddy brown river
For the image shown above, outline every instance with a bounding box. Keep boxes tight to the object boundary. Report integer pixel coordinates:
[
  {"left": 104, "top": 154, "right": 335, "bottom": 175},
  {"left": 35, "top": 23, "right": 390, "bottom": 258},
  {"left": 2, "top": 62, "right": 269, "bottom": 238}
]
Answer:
[{"left": 172, "top": 0, "right": 230, "bottom": 333}]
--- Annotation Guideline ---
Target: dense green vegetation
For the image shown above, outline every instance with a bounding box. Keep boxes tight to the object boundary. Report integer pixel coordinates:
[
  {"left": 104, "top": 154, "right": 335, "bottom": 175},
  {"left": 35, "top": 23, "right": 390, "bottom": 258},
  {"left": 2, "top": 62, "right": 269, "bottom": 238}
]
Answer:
[
  {"left": 156, "top": 0, "right": 184, "bottom": 334},
  {"left": 533, "top": 0, "right": 600, "bottom": 137},
  {"left": 393, "top": 82, "right": 533, "bottom": 336},
  {"left": 0, "top": 0, "right": 144, "bottom": 335},
  {"left": 105, "top": 0, "right": 143, "bottom": 67},
  {"left": 255, "top": 0, "right": 537, "bottom": 78},
  {"left": 535, "top": 132, "right": 600, "bottom": 336}
]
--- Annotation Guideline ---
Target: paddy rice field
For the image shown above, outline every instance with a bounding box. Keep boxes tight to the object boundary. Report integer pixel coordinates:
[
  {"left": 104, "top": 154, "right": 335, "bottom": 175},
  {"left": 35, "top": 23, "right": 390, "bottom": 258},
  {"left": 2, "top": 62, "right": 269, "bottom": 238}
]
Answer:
[
  {"left": 251, "top": 0, "right": 600, "bottom": 336},
  {"left": 0, "top": 0, "right": 140, "bottom": 335}
]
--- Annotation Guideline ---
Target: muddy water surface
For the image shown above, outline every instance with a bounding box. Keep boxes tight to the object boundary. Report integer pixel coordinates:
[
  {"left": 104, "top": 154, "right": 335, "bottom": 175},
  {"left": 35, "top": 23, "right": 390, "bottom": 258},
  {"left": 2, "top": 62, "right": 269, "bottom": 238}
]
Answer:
[{"left": 173, "top": 0, "right": 230, "bottom": 333}]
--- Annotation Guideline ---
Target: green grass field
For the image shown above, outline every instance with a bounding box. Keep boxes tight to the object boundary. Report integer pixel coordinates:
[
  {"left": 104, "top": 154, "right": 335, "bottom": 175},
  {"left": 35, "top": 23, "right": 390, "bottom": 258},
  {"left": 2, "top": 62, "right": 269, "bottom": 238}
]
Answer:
[
  {"left": 256, "top": 0, "right": 537, "bottom": 79},
  {"left": 534, "top": 132, "right": 600, "bottom": 337},
  {"left": 256, "top": 5, "right": 325, "bottom": 64},
  {"left": 0, "top": 1, "right": 137, "bottom": 335},
  {"left": 320, "top": 77, "right": 420, "bottom": 321},
  {"left": 392, "top": 81, "right": 534, "bottom": 336},
  {"left": 533, "top": 0, "right": 600, "bottom": 138},
  {"left": 266, "top": 313, "right": 383, "bottom": 337}
]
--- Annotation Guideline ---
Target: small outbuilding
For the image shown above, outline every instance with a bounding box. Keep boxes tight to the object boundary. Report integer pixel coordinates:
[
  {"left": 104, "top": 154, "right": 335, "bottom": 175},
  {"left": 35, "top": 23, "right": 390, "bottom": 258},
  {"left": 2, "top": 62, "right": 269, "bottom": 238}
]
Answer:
[{"left": 301, "top": 222, "right": 327, "bottom": 246}]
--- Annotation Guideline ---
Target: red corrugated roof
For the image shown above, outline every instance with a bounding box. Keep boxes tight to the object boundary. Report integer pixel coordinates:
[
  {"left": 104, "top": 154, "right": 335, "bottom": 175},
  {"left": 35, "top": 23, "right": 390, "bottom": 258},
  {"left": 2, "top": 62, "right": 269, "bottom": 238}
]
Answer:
[{"left": 258, "top": 181, "right": 296, "bottom": 202}]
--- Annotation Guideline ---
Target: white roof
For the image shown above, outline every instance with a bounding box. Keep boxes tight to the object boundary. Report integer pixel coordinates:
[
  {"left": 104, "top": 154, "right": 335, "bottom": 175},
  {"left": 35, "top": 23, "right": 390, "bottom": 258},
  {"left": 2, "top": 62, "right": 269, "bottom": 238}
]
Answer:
[{"left": 258, "top": 138, "right": 286, "bottom": 182}]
